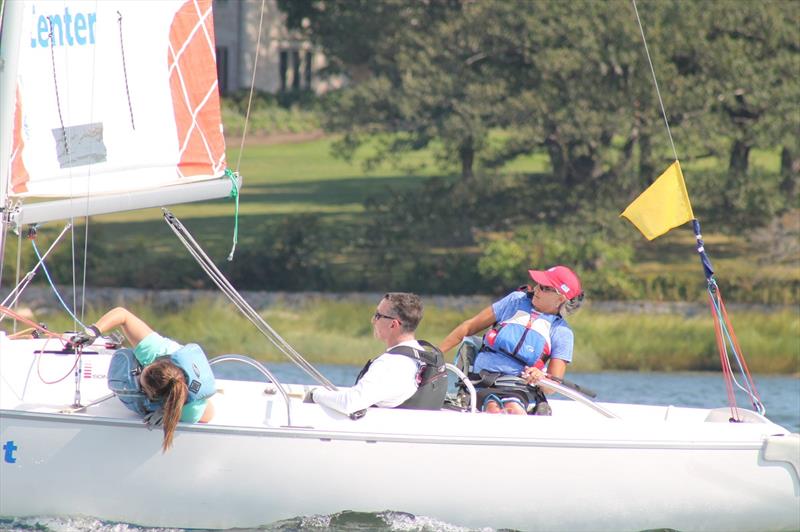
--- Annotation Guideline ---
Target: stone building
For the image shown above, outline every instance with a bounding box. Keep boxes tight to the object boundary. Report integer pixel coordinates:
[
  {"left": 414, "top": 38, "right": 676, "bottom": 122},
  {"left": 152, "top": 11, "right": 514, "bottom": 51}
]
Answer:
[{"left": 212, "top": 0, "right": 341, "bottom": 95}]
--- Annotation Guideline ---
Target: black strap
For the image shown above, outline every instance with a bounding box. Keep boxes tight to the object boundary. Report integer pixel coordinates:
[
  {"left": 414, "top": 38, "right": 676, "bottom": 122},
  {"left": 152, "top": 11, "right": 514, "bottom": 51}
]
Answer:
[
  {"left": 355, "top": 340, "right": 443, "bottom": 386},
  {"left": 386, "top": 340, "right": 442, "bottom": 366}
]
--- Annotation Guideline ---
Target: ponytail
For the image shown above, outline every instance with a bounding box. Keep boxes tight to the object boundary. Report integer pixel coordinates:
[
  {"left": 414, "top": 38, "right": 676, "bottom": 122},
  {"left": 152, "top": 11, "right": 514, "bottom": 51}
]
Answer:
[
  {"left": 140, "top": 359, "right": 188, "bottom": 453},
  {"left": 161, "top": 377, "right": 187, "bottom": 452}
]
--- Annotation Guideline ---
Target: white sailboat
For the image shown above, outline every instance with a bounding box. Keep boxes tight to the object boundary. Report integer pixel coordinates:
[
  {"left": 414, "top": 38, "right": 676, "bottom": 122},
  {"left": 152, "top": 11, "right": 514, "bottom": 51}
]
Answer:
[{"left": 0, "top": 1, "right": 797, "bottom": 531}]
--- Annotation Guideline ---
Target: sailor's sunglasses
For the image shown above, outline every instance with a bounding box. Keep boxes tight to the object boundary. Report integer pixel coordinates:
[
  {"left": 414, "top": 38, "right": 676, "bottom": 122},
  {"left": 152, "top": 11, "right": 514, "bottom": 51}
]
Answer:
[
  {"left": 373, "top": 311, "right": 400, "bottom": 322},
  {"left": 536, "top": 283, "right": 561, "bottom": 295}
]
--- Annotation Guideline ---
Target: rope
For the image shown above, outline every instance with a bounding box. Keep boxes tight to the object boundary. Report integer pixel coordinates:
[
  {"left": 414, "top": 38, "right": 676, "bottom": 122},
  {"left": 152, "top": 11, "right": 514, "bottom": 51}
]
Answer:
[
  {"left": 0, "top": 304, "right": 64, "bottom": 339},
  {"left": 38, "top": 343, "right": 81, "bottom": 385},
  {"left": 80, "top": 215, "right": 90, "bottom": 325},
  {"left": 162, "top": 209, "right": 337, "bottom": 390},
  {"left": 31, "top": 240, "right": 87, "bottom": 330},
  {"left": 631, "top": 0, "right": 679, "bottom": 161},
  {"left": 1, "top": 224, "right": 72, "bottom": 321},
  {"left": 235, "top": 0, "right": 268, "bottom": 173},
  {"left": 708, "top": 285, "right": 739, "bottom": 421},
  {"left": 47, "top": 16, "right": 69, "bottom": 157},
  {"left": 12, "top": 228, "right": 21, "bottom": 333},
  {"left": 710, "top": 284, "right": 764, "bottom": 414},
  {"left": 117, "top": 11, "right": 136, "bottom": 130},
  {"left": 632, "top": 2, "right": 764, "bottom": 418},
  {"left": 225, "top": 169, "right": 240, "bottom": 261}
]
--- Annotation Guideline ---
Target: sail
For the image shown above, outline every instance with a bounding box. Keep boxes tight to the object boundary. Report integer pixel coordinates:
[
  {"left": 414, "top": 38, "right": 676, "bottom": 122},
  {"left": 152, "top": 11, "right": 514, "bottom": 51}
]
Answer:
[{"left": 0, "top": 0, "right": 229, "bottom": 223}]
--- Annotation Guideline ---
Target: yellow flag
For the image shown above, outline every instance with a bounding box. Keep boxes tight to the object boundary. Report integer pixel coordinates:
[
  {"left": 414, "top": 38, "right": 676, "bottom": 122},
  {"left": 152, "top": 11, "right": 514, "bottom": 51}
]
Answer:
[{"left": 620, "top": 161, "right": 695, "bottom": 240}]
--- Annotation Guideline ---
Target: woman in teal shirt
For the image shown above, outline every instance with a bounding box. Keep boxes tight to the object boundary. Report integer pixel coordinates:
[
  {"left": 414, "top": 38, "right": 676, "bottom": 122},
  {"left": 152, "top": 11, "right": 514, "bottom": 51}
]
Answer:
[{"left": 71, "top": 307, "right": 215, "bottom": 451}]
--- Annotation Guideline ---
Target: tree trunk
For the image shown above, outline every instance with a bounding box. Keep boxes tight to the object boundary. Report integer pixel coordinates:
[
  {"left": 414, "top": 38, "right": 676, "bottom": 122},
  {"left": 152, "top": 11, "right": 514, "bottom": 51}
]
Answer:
[
  {"left": 780, "top": 146, "right": 799, "bottom": 199},
  {"left": 728, "top": 139, "right": 751, "bottom": 177},
  {"left": 459, "top": 140, "right": 474, "bottom": 179},
  {"left": 639, "top": 134, "right": 654, "bottom": 184},
  {"left": 545, "top": 137, "right": 567, "bottom": 183}
]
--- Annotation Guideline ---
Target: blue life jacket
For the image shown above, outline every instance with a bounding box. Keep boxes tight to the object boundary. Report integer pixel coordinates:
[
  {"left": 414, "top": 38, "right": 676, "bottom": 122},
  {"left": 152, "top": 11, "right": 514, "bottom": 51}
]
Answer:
[
  {"left": 169, "top": 343, "right": 216, "bottom": 403},
  {"left": 481, "top": 310, "right": 557, "bottom": 368},
  {"left": 107, "top": 343, "right": 215, "bottom": 415},
  {"left": 107, "top": 348, "right": 162, "bottom": 415}
]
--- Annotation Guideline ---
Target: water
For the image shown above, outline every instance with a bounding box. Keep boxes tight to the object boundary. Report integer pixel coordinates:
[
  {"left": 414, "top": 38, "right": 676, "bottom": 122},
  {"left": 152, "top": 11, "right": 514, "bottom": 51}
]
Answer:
[
  {"left": 226, "top": 363, "right": 800, "bottom": 433},
  {"left": 2, "top": 367, "right": 797, "bottom": 532}
]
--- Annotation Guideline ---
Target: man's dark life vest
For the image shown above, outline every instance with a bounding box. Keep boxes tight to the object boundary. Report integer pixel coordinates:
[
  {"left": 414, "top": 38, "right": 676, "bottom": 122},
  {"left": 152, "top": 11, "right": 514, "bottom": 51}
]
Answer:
[{"left": 355, "top": 340, "right": 447, "bottom": 411}]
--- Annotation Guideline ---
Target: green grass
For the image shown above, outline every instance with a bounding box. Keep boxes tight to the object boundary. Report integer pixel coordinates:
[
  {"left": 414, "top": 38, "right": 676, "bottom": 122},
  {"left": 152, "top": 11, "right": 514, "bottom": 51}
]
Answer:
[
  {"left": 4, "top": 135, "right": 795, "bottom": 302},
  {"left": 59, "top": 137, "right": 452, "bottom": 252},
  {"left": 571, "top": 307, "right": 800, "bottom": 374},
  {"left": 34, "top": 298, "right": 798, "bottom": 374}
]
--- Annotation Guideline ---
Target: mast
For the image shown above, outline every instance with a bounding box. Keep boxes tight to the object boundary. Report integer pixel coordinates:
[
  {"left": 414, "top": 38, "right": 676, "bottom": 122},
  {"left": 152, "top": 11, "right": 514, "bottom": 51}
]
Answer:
[{"left": 0, "top": 0, "right": 24, "bottom": 290}]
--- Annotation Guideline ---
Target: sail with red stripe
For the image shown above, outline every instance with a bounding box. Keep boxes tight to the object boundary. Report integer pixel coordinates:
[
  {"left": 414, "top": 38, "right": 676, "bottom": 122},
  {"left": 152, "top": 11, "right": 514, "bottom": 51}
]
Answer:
[{"left": 0, "top": 0, "right": 229, "bottom": 222}]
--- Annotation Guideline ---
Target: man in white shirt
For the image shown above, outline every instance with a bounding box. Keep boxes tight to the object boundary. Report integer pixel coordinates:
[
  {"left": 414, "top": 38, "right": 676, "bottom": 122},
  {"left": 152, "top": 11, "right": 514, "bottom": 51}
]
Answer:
[{"left": 309, "top": 293, "right": 426, "bottom": 416}]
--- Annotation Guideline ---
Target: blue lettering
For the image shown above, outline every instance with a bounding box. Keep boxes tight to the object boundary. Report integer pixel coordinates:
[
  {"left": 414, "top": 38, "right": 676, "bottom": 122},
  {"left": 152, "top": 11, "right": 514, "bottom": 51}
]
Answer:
[
  {"left": 64, "top": 8, "right": 74, "bottom": 46},
  {"left": 36, "top": 15, "right": 48, "bottom": 48},
  {"left": 74, "top": 13, "right": 87, "bottom": 45},
  {"left": 88, "top": 12, "right": 97, "bottom": 44},
  {"left": 30, "top": 8, "right": 97, "bottom": 48},
  {"left": 3, "top": 441, "right": 18, "bottom": 464},
  {"left": 29, "top": 5, "right": 37, "bottom": 47},
  {"left": 49, "top": 15, "right": 64, "bottom": 47}
]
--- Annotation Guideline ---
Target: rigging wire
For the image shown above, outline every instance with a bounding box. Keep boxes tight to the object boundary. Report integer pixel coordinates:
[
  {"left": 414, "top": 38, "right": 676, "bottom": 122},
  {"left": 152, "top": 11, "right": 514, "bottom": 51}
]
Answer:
[
  {"left": 631, "top": 0, "right": 763, "bottom": 419},
  {"left": 12, "top": 229, "right": 21, "bottom": 333},
  {"left": 631, "top": 0, "right": 678, "bottom": 161},
  {"left": 1, "top": 224, "right": 73, "bottom": 316},
  {"left": 162, "top": 209, "right": 337, "bottom": 390},
  {"left": 0, "top": 304, "right": 65, "bottom": 340},
  {"left": 117, "top": 11, "right": 136, "bottom": 130},
  {"left": 47, "top": 17, "right": 69, "bottom": 157},
  {"left": 235, "top": 0, "right": 267, "bottom": 174},
  {"left": 225, "top": 169, "right": 240, "bottom": 261},
  {"left": 31, "top": 240, "right": 87, "bottom": 330},
  {"left": 78, "top": 0, "right": 103, "bottom": 327}
]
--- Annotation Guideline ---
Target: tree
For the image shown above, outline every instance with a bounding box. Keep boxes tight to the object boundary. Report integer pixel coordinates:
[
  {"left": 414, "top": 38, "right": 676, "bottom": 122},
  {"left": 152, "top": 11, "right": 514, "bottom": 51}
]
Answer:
[
  {"left": 280, "top": 0, "right": 798, "bottom": 205},
  {"left": 281, "top": 1, "right": 667, "bottom": 186}
]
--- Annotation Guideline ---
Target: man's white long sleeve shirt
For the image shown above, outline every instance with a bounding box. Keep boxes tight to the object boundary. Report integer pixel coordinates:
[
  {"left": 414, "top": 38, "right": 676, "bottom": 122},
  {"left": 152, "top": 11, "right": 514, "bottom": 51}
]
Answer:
[{"left": 311, "top": 340, "right": 422, "bottom": 415}]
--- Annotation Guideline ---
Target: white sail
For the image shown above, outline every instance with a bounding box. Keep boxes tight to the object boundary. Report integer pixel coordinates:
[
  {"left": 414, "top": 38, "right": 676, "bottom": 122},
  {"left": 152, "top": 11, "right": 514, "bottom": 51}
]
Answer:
[{"left": 0, "top": 0, "right": 229, "bottom": 225}]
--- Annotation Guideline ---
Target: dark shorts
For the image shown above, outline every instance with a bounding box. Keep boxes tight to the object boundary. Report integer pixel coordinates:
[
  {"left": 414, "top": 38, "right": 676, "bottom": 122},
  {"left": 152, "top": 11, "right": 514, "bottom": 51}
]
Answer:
[{"left": 476, "top": 386, "right": 532, "bottom": 411}]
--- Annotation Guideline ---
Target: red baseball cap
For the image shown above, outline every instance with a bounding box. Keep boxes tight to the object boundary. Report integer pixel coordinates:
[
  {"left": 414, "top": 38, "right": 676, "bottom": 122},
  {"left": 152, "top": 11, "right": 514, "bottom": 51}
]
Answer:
[{"left": 528, "top": 265, "right": 583, "bottom": 298}]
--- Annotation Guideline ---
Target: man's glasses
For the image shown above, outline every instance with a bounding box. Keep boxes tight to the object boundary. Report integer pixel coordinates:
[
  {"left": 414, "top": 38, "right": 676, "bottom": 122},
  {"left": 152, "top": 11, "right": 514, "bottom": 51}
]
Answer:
[{"left": 373, "top": 311, "right": 400, "bottom": 322}]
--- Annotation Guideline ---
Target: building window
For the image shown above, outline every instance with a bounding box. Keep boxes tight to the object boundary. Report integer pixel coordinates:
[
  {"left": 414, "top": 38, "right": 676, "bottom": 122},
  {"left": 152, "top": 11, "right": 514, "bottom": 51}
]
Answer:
[
  {"left": 279, "top": 50, "right": 288, "bottom": 92},
  {"left": 304, "top": 51, "right": 313, "bottom": 90},
  {"left": 215, "top": 46, "right": 228, "bottom": 95},
  {"left": 291, "top": 50, "right": 301, "bottom": 91}
]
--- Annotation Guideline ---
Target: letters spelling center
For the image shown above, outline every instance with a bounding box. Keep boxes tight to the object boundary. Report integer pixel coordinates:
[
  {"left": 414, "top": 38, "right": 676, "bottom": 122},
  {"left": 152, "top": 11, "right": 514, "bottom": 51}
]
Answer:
[{"left": 30, "top": 5, "right": 97, "bottom": 48}]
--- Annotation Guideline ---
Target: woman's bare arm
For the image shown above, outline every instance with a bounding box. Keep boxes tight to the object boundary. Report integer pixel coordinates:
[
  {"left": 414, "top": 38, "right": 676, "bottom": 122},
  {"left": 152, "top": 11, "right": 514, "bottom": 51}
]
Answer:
[
  {"left": 438, "top": 305, "right": 496, "bottom": 354},
  {"left": 93, "top": 307, "right": 154, "bottom": 347}
]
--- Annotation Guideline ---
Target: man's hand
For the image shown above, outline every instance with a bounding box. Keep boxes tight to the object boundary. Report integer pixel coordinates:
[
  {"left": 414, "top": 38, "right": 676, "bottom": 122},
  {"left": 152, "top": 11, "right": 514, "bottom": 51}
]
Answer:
[
  {"left": 303, "top": 388, "right": 317, "bottom": 403},
  {"left": 143, "top": 408, "right": 164, "bottom": 429}
]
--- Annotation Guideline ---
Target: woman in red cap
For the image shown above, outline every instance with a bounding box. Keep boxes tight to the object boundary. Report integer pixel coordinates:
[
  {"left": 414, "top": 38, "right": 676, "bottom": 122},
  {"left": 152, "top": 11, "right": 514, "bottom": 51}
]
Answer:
[{"left": 439, "top": 265, "right": 584, "bottom": 414}]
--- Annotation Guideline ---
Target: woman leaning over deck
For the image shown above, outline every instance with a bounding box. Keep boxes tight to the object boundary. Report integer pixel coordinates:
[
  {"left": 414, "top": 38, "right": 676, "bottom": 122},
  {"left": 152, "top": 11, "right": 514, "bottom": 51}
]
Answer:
[{"left": 69, "top": 307, "right": 216, "bottom": 451}]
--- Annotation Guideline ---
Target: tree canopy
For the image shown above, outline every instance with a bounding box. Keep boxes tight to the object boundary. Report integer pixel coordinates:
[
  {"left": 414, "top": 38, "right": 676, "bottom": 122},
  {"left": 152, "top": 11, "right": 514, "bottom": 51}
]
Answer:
[{"left": 280, "top": 0, "right": 798, "bottom": 198}]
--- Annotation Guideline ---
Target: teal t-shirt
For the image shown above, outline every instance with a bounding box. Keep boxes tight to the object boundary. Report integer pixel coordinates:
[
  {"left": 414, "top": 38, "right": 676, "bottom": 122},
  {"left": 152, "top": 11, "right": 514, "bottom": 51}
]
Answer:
[{"left": 134, "top": 332, "right": 207, "bottom": 423}]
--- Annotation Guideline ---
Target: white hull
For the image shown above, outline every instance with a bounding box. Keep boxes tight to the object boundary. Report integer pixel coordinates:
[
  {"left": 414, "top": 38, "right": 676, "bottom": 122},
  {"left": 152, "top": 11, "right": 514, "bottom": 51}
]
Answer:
[{"left": 1, "top": 335, "right": 798, "bottom": 531}]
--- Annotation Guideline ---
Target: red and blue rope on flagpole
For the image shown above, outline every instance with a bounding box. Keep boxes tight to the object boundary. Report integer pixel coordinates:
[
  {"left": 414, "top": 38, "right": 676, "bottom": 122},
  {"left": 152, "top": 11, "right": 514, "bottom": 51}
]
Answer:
[{"left": 692, "top": 219, "right": 764, "bottom": 419}]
